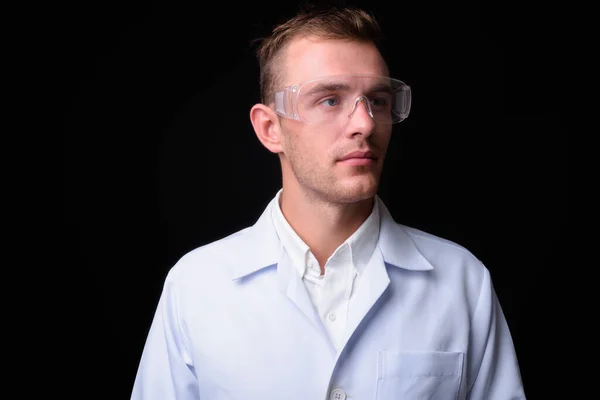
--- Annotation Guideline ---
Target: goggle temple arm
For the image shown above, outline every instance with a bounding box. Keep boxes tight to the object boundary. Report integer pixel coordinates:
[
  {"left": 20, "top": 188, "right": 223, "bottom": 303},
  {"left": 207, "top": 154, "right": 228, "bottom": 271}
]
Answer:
[
  {"left": 273, "top": 87, "right": 300, "bottom": 120},
  {"left": 394, "top": 86, "right": 412, "bottom": 121}
]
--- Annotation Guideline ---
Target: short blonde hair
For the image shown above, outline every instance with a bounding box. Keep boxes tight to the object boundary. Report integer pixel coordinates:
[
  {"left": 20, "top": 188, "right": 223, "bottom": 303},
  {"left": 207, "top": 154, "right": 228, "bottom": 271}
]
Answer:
[{"left": 253, "top": 4, "right": 385, "bottom": 104}]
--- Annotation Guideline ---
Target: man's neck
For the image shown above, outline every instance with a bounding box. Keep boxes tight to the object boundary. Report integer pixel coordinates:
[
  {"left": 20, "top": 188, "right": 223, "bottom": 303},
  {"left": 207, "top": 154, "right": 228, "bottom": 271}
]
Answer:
[{"left": 279, "top": 187, "right": 374, "bottom": 272}]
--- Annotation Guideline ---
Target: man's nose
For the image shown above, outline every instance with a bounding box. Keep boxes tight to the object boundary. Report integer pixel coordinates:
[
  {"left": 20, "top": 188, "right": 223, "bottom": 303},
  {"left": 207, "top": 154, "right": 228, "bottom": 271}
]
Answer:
[{"left": 346, "top": 96, "right": 376, "bottom": 133}]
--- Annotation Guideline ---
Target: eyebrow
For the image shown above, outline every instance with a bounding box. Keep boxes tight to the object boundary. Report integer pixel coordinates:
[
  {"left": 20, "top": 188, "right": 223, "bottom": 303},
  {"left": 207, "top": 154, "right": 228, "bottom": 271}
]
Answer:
[
  {"left": 303, "top": 82, "right": 351, "bottom": 97},
  {"left": 368, "top": 83, "right": 394, "bottom": 94}
]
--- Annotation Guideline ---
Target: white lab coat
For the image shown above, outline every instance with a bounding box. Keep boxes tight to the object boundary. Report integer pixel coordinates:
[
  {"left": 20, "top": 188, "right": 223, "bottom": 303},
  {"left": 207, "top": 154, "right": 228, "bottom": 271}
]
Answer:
[{"left": 131, "top": 194, "right": 526, "bottom": 399}]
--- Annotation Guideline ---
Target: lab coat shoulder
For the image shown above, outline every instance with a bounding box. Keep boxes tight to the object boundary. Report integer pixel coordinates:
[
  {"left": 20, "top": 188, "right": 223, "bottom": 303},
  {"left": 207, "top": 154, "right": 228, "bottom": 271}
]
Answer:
[
  {"left": 402, "top": 224, "right": 485, "bottom": 267},
  {"left": 130, "top": 226, "right": 260, "bottom": 400},
  {"left": 166, "top": 226, "right": 254, "bottom": 286},
  {"left": 397, "top": 224, "right": 487, "bottom": 301}
]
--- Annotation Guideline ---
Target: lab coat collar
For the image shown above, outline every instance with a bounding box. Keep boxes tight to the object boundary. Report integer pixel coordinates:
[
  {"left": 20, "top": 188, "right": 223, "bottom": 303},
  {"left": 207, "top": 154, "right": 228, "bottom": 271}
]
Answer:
[
  {"left": 376, "top": 197, "right": 434, "bottom": 272},
  {"left": 231, "top": 193, "right": 433, "bottom": 281}
]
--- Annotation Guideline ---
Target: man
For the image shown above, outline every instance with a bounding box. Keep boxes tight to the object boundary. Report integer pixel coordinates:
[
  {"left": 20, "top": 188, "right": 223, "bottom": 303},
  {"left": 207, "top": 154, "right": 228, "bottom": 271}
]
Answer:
[{"left": 131, "top": 4, "right": 525, "bottom": 399}]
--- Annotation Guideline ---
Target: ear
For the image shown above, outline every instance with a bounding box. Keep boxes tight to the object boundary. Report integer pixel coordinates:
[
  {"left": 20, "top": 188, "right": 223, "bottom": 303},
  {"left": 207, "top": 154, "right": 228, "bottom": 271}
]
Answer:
[{"left": 249, "top": 103, "right": 284, "bottom": 154}]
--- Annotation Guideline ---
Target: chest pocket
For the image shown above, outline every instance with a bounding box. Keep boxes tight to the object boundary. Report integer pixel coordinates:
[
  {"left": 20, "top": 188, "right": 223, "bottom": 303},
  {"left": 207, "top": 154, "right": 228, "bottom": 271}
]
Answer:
[{"left": 376, "top": 350, "right": 464, "bottom": 400}]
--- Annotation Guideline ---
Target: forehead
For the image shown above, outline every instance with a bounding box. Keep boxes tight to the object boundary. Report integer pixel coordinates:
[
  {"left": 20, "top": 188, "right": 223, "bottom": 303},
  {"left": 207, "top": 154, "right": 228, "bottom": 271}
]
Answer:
[{"left": 280, "top": 36, "right": 389, "bottom": 86}]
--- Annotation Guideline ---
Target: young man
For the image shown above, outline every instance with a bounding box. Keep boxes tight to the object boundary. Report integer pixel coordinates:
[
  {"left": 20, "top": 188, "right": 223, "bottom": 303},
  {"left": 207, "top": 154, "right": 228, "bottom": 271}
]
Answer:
[{"left": 131, "top": 4, "right": 525, "bottom": 399}]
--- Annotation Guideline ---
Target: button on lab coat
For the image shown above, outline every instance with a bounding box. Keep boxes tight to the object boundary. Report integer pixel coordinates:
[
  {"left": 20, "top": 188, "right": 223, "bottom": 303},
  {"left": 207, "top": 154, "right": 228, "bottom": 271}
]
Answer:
[{"left": 131, "top": 195, "right": 526, "bottom": 399}]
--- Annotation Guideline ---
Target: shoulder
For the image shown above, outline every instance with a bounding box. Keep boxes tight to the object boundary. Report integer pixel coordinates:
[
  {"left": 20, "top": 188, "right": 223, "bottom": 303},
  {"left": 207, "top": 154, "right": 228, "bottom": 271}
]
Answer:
[
  {"left": 402, "top": 224, "right": 478, "bottom": 259},
  {"left": 165, "top": 226, "right": 254, "bottom": 284},
  {"left": 398, "top": 223, "right": 488, "bottom": 287},
  {"left": 377, "top": 197, "right": 486, "bottom": 280}
]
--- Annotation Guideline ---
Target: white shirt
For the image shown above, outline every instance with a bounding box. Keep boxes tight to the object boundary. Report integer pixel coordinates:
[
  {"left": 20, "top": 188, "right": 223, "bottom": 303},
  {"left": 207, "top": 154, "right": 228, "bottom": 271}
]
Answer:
[
  {"left": 271, "top": 189, "right": 380, "bottom": 351},
  {"left": 131, "top": 192, "right": 526, "bottom": 400}
]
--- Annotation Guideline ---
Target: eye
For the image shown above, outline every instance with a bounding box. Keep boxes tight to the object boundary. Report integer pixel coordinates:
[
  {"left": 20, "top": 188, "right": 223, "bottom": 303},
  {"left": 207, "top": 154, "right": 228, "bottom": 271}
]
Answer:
[
  {"left": 320, "top": 97, "right": 340, "bottom": 107},
  {"left": 369, "top": 96, "right": 390, "bottom": 108}
]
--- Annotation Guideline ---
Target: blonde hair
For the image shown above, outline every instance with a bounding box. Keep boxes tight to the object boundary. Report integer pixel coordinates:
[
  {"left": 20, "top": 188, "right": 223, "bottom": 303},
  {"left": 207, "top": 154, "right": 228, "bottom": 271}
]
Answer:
[{"left": 253, "top": 3, "right": 384, "bottom": 104}]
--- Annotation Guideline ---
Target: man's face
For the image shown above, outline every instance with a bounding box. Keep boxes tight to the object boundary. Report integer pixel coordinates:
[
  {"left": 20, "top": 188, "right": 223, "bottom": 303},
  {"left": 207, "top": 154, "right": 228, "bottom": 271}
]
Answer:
[{"left": 277, "top": 37, "right": 393, "bottom": 204}]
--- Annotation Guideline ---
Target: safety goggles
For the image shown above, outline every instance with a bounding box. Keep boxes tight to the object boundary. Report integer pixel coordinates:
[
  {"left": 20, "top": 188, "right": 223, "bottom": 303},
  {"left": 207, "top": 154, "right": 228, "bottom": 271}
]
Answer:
[{"left": 273, "top": 74, "right": 411, "bottom": 125}]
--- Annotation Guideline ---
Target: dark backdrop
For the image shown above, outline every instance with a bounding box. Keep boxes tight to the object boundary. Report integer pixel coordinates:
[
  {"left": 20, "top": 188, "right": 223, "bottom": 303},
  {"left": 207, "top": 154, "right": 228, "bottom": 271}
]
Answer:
[{"left": 60, "top": 0, "right": 566, "bottom": 398}]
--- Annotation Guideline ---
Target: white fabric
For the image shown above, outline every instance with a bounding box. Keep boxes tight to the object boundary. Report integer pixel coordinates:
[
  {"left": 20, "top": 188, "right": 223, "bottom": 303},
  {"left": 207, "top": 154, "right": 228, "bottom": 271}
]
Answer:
[
  {"left": 271, "top": 189, "right": 380, "bottom": 351},
  {"left": 131, "top": 192, "right": 526, "bottom": 400}
]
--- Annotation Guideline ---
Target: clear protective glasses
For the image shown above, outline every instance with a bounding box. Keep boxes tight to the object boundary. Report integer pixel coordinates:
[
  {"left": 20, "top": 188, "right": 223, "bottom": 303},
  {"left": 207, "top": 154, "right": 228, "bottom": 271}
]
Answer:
[{"left": 273, "top": 74, "right": 411, "bottom": 125}]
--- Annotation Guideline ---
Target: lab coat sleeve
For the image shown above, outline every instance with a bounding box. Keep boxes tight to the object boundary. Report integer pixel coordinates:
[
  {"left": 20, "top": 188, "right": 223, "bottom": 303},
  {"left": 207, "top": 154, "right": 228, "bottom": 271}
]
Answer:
[
  {"left": 467, "top": 266, "right": 527, "bottom": 399},
  {"left": 131, "top": 271, "right": 200, "bottom": 400}
]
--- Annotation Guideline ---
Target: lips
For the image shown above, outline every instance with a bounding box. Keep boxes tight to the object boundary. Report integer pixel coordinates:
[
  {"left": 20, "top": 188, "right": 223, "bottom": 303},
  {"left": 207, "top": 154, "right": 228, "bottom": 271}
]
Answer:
[{"left": 339, "top": 151, "right": 376, "bottom": 161}]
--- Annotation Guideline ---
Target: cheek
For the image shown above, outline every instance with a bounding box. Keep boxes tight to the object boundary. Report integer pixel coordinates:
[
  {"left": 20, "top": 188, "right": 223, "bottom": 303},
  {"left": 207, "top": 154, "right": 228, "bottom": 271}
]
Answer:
[
  {"left": 295, "top": 128, "right": 334, "bottom": 161},
  {"left": 375, "top": 129, "right": 393, "bottom": 149}
]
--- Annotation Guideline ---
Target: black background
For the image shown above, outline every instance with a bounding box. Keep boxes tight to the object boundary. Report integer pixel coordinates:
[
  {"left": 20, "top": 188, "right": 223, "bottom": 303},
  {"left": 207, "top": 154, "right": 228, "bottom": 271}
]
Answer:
[{"left": 58, "top": 0, "right": 566, "bottom": 398}]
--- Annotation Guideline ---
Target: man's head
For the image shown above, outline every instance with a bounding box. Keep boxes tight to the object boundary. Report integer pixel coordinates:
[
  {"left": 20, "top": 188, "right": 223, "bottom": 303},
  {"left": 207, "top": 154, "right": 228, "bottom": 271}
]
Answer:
[
  {"left": 255, "top": 4, "right": 386, "bottom": 106},
  {"left": 250, "top": 4, "right": 408, "bottom": 204}
]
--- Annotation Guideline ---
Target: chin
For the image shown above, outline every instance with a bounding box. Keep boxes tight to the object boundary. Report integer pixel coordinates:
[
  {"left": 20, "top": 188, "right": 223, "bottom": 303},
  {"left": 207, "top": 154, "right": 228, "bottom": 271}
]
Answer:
[{"left": 331, "top": 180, "right": 379, "bottom": 204}]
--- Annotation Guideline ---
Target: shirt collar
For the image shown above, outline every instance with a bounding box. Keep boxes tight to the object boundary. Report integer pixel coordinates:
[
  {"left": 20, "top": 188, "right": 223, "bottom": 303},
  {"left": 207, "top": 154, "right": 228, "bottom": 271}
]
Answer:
[
  {"left": 231, "top": 191, "right": 433, "bottom": 281},
  {"left": 270, "top": 189, "right": 380, "bottom": 279}
]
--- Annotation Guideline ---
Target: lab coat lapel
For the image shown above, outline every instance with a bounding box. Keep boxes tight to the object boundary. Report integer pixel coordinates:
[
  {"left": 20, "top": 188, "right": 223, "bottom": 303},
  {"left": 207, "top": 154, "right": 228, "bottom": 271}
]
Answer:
[
  {"left": 277, "top": 252, "right": 333, "bottom": 345},
  {"left": 231, "top": 195, "right": 335, "bottom": 349},
  {"left": 337, "top": 196, "right": 435, "bottom": 352},
  {"left": 340, "top": 248, "right": 390, "bottom": 351}
]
